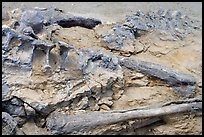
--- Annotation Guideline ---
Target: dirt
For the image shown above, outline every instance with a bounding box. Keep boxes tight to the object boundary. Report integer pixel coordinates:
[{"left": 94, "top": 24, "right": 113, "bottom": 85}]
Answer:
[
  {"left": 2, "top": 2, "right": 202, "bottom": 135},
  {"left": 2, "top": 2, "right": 202, "bottom": 23}
]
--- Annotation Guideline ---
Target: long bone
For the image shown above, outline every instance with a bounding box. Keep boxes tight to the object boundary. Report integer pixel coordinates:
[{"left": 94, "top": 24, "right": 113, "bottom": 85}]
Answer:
[
  {"left": 118, "top": 57, "right": 196, "bottom": 98},
  {"left": 46, "top": 97, "right": 202, "bottom": 134}
]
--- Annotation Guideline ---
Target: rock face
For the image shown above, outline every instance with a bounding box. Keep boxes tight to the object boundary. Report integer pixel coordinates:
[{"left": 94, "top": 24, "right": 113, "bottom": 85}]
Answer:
[
  {"left": 119, "top": 57, "right": 196, "bottom": 98},
  {"left": 102, "top": 24, "right": 135, "bottom": 53},
  {"left": 20, "top": 10, "right": 44, "bottom": 34},
  {"left": 2, "top": 6, "right": 202, "bottom": 135},
  {"left": 2, "top": 112, "right": 18, "bottom": 135}
]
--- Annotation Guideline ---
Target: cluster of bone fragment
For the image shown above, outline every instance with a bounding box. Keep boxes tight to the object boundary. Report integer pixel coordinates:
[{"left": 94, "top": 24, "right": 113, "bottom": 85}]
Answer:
[{"left": 102, "top": 8, "right": 201, "bottom": 53}]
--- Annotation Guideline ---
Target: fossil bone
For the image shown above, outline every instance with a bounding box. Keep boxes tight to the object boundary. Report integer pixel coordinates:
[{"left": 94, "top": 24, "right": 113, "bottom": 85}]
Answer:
[{"left": 46, "top": 97, "right": 202, "bottom": 134}]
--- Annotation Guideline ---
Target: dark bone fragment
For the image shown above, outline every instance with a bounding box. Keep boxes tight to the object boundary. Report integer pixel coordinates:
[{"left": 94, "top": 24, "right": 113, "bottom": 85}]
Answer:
[
  {"left": 46, "top": 97, "right": 201, "bottom": 135},
  {"left": 30, "top": 7, "right": 102, "bottom": 29},
  {"left": 56, "top": 16, "right": 102, "bottom": 29},
  {"left": 118, "top": 57, "right": 196, "bottom": 98},
  {"left": 43, "top": 8, "right": 102, "bottom": 29}
]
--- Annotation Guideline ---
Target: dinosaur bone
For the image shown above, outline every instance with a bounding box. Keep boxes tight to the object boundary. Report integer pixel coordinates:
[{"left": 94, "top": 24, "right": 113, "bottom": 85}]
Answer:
[
  {"left": 118, "top": 57, "right": 196, "bottom": 98},
  {"left": 46, "top": 97, "right": 202, "bottom": 134}
]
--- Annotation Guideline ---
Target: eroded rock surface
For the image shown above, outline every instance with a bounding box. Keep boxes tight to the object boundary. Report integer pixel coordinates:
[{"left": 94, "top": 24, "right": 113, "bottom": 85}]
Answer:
[{"left": 2, "top": 112, "right": 18, "bottom": 135}]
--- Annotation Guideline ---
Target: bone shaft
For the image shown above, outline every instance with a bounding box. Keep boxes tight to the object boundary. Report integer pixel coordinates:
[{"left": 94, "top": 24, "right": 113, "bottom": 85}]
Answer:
[
  {"left": 118, "top": 57, "right": 196, "bottom": 86},
  {"left": 47, "top": 100, "right": 201, "bottom": 134},
  {"left": 45, "top": 47, "right": 51, "bottom": 66}
]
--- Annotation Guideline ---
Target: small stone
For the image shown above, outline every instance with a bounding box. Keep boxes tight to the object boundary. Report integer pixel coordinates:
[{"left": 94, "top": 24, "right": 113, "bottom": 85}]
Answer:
[
  {"left": 112, "top": 94, "right": 122, "bottom": 100},
  {"left": 98, "top": 97, "right": 113, "bottom": 107},
  {"left": 77, "top": 97, "right": 89, "bottom": 110},
  {"left": 126, "top": 76, "right": 149, "bottom": 87},
  {"left": 61, "top": 85, "right": 66, "bottom": 88},
  {"left": 2, "top": 97, "right": 26, "bottom": 117},
  {"left": 134, "top": 41, "right": 145, "bottom": 54},
  {"left": 131, "top": 79, "right": 148, "bottom": 87},
  {"left": 55, "top": 69, "right": 60, "bottom": 73},
  {"left": 93, "top": 104, "right": 100, "bottom": 111},
  {"left": 13, "top": 117, "right": 27, "bottom": 127},
  {"left": 198, "top": 82, "right": 202, "bottom": 88},
  {"left": 112, "top": 56, "right": 119, "bottom": 65},
  {"left": 100, "top": 104, "right": 111, "bottom": 111},
  {"left": 135, "top": 72, "right": 145, "bottom": 78},
  {"left": 24, "top": 103, "right": 35, "bottom": 116},
  {"left": 55, "top": 85, "right": 60, "bottom": 88},
  {"left": 112, "top": 90, "right": 124, "bottom": 100}
]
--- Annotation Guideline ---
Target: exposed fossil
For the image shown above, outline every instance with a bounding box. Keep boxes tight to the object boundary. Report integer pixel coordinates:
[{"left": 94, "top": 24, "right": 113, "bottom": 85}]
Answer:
[{"left": 2, "top": 6, "right": 202, "bottom": 135}]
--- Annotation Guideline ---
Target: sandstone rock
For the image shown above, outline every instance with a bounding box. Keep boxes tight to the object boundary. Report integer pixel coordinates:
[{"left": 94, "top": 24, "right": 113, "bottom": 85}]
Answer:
[
  {"left": 93, "top": 104, "right": 100, "bottom": 111},
  {"left": 35, "top": 7, "right": 102, "bottom": 29},
  {"left": 134, "top": 40, "right": 145, "bottom": 54}
]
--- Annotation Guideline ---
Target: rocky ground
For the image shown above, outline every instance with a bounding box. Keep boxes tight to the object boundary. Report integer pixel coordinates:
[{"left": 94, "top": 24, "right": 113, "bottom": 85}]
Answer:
[{"left": 2, "top": 2, "right": 202, "bottom": 135}]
